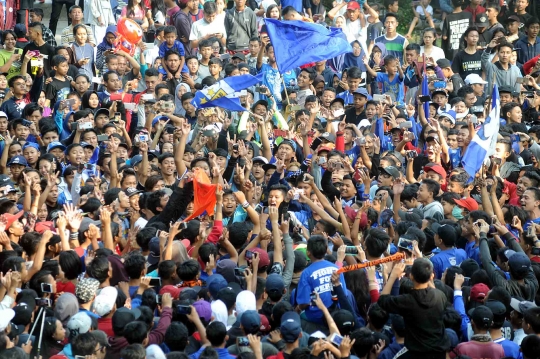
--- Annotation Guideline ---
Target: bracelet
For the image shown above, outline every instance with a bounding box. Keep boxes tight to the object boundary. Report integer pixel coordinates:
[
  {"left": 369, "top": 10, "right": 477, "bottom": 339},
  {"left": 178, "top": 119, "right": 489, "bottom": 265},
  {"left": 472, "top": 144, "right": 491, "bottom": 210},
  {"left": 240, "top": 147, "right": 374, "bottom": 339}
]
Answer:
[
  {"left": 242, "top": 201, "right": 250, "bottom": 208},
  {"left": 70, "top": 232, "right": 79, "bottom": 239}
]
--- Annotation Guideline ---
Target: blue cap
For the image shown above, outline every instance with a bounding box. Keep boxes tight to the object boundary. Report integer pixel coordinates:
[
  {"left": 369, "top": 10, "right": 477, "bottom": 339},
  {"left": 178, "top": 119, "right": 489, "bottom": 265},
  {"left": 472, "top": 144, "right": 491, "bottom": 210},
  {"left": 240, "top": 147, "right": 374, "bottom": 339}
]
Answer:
[
  {"left": 152, "top": 115, "right": 168, "bottom": 127},
  {"left": 80, "top": 142, "right": 94, "bottom": 149},
  {"left": 353, "top": 87, "right": 369, "bottom": 98},
  {"left": 445, "top": 328, "right": 459, "bottom": 349},
  {"left": 130, "top": 155, "right": 143, "bottom": 167},
  {"left": 265, "top": 273, "right": 284, "bottom": 294},
  {"left": 440, "top": 110, "right": 456, "bottom": 124},
  {"left": 280, "top": 311, "right": 302, "bottom": 343},
  {"left": 7, "top": 155, "right": 28, "bottom": 167},
  {"left": 47, "top": 141, "right": 66, "bottom": 153},
  {"left": 22, "top": 142, "right": 40, "bottom": 151},
  {"left": 240, "top": 310, "right": 261, "bottom": 333},
  {"left": 207, "top": 274, "right": 228, "bottom": 299},
  {"left": 277, "top": 139, "right": 297, "bottom": 152},
  {"left": 147, "top": 237, "right": 160, "bottom": 265}
]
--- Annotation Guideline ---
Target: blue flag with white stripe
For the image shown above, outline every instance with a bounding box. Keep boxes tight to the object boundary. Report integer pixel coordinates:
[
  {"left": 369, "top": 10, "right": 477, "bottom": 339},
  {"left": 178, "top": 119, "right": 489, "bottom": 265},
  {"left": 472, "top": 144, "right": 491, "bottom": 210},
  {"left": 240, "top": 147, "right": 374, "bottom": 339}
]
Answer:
[
  {"left": 191, "top": 73, "right": 263, "bottom": 112},
  {"left": 462, "top": 85, "right": 500, "bottom": 182}
]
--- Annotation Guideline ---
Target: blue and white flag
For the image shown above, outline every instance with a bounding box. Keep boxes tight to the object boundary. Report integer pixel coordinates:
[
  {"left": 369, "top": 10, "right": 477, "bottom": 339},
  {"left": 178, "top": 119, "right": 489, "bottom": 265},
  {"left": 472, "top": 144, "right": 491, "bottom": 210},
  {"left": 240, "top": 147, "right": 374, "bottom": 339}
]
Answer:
[
  {"left": 192, "top": 73, "right": 263, "bottom": 112},
  {"left": 462, "top": 85, "right": 500, "bottom": 181}
]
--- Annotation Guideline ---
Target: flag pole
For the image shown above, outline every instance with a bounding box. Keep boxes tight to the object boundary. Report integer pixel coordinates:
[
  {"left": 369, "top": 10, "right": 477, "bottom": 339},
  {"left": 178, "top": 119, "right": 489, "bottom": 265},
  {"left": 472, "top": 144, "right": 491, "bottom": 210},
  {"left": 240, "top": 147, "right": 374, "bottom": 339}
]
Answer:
[
  {"left": 281, "top": 76, "right": 290, "bottom": 106},
  {"left": 485, "top": 73, "right": 497, "bottom": 119}
]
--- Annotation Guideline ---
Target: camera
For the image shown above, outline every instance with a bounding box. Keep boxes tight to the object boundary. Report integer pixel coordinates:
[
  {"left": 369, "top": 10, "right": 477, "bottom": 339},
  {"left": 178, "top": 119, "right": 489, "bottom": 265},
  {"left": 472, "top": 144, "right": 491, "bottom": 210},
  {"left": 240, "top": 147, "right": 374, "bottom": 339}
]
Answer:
[
  {"left": 344, "top": 246, "right": 358, "bottom": 255},
  {"left": 397, "top": 237, "right": 414, "bottom": 251},
  {"left": 176, "top": 305, "right": 192, "bottom": 315},
  {"left": 245, "top": 250, "right": 253, "bottom": 260},
  {"left": 237, "top": 337, "right": 250, "bottom": 347}
]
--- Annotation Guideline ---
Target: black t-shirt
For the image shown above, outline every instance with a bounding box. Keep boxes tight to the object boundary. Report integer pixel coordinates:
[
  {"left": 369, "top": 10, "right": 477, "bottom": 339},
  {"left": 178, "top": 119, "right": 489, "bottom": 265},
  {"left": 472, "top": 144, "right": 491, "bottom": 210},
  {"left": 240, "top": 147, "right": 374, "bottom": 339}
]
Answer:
[
  {"left": 344, "top": 107, "right": 366, "bottom": 126},
  {"left": 483, "top": 23, "right": 504, "bottom": 43},
  {"left": 451, "top": 50, "right": 483, "bottom": 80},
  {"left": 21, "top": 42, "right": 56, "bottom": 78},
  {"left": 45, "top": 77, "right": 71, "bottom": 105},
  {"left": 442, "top": 12, "right": 474, "bottom": 60},
  {"left": 516, "top": 12, "right": 533, "bottom": 28},
  {"left": 449, "top": 73, "right": 465, "bottom": 99}
]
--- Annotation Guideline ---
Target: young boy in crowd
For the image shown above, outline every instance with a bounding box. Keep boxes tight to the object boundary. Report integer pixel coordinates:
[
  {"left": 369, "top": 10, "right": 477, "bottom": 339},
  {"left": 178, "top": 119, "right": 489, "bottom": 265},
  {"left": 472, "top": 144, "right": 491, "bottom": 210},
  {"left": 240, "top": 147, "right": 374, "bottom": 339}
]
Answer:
[
  {"left": 364, "top": 55, "right": 405, "bottom": 105},
  {"left": 159, "top": 26, "right": 187, "bottom": 80},
  {"left": 45, "top": 55, "right": 71, "bottom": 107}
]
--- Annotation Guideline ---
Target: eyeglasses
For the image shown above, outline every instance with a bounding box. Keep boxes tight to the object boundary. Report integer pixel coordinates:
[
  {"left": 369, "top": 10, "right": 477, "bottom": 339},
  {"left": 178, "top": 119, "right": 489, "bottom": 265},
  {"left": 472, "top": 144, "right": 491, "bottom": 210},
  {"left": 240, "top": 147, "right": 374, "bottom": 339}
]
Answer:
[
  {"left": 352, "top": 46, "right": 361, "bottom": 50},
  {"left": 212, "top": 46, "right": 220, "bottom": 50}
]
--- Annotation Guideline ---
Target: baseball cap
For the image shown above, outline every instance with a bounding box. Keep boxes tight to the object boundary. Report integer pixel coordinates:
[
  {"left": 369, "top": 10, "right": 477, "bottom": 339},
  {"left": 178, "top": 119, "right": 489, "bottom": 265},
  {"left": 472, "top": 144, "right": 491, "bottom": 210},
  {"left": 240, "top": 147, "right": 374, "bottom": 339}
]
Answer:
[
  {"left": 148, "top": 237, "right": 161, "bottom": 266},
  {"left": 454, "top": 198, "right": 479, "bottom": 212},
  {"left": 508, "top": 252, "right": 531, "bottom": 277},
  {"left": 465, "top": 74, "right": 488, "bottom": 85},
  {"left": 0, "top": 111, "right": 7, "bottom": 118},
  {"left": 498, "top": 85, "right": 514, "bottom": 94},
  {"left": 250, "top": 248, "right": 270, "bottom": 268},
  {"left": 379, "top": 166, "right": 400, "bottom": 179},
  {"left": 67, "top": 312, "right": 92, "bottom": 338},
  {"left": 460, "top": 258, "right": 480, "bottom": 277},
  {"left": 0, "top": 308, "right": 15, "bottom": 331},
  {"left": 232, "top": 53, "right": 245, "bottom": 61},
  {"left": 317, "top": 145, "right": 333, "bottom": 154},
  {"left": 320, "top": 132, "right": 336, "bottom": 143},
  {"left": 470, "top": 283, "right": 490, "bottom": 302},
  {"left": 79, "top": 217, "right": 101, "bottom": 234},
  {"left": 193, "top": 300, "right": 212, "bottom": 322},
  {"left": 424, "top": 163, "right": 446, "bottom": 179},
  {"left": 112, "top": 307, "right": 141, "bottom": 336},
  {"left": 510, "top": 298, "right": 537, "bottom": 314},
  {"left": 252, "top": 156, "right": 269, "bottom": 165},
  {"left": 475, "top": 13, "right": 488, "bottom": 27},
  {"left": 333, "top": 309, "right": 355, "bottom": 335},
  {"left": 240, "top": 310, "right": 261, "bottom": 333},
  {"left": 22, "top": 142, "right": 40, "bottom": 151},
  {"left": 75, "top": 277, "right": 100, "bottom": 303},
  {"left": 93, "top": 287, "right": 118, "bottom": 317},
  {"left": 431, "top": 223, "right": 457, "bottom": 244},
  {"left": 0, "top": 174, "right": 14, "bottom": 187},
  {"left": 469, "top": 305, "right": 493, "bottom": 327},
  {"left": 130, "top": 155, "right": 144, "bottom": 167},
  {"left": 439, "top": 110, "right": 456, "bottom": 124},
  {"left": 123, "top": 187, "right": 142, "bottom": 198},
  {"left": 265, "top": 273, "right": 285, "bottom": 295},
  {"left": 506, "top": 15, "right": 520, "bottom": 24},
  {"left": 277, "top": 139, "right": 296, "bottom": 151},
  {"left": 217, "top": 283, "right": 242, "bottom": 309},
  {"left": 95, "top": 108, "right": 109, "bottom": 119},
  {"left": 7, "top": 155, "right": 28, "bottom": 167},
  {"left": 47, "top": 141, "right": 66, "bottom": 153},
  {"left": 207, "top": 274, "right": 228, "bottom": 299},
  {"left": 431, "top": 89, "right": 449, "bottom": 97},
  {"left": 147, "top": 344, "right": 167, "bottom": 359},
  {"left": 159, "top": 285, "right": 181, "bottom": 299},
  {"left": 12, "top": 303, "right": 33, "bottom": 326},
  {"left": 280, "top": 311, "right": 302, "bottom": 343},
  {"left": 346, "top": 1, "right": 360, "bottom": 10},
  {"left": 353, "top": 87, "right": 369, "bottom": 98},
  {"left": 4, "top": 211, "right": 24, "bottom": 230},
  {"left": 485, "top": 300, "right": 507, "bottom": 318},
  {"left": 236, "top": 290, "right": 257, "bottom": 317},
  {"left": 436, "top": 59, "right": 451, "bottom": 69}
]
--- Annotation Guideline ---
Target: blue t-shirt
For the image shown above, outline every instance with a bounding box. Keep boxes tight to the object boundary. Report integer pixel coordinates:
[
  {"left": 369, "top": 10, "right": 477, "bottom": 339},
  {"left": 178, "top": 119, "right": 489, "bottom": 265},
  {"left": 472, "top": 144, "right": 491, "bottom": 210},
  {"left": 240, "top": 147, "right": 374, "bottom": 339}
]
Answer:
[
  {"left": 430, "top": 248, "right": 467, "bottom": 279},
  {"left": 258, "top": 63, "right": 284, "bottom": 109},
  {"left": 337, "top": 90, "right": 354, "bottom": 106},
  {"left": 296, "top": 260, "right": 347, "bottom": 322},
  {"left": 465, "top": 241, "right": 481, "bottom": 265},
  {"left": 493, "top": 337, "right": 520, "bottom": 358},
  {"left": 376, "top": 72, "right": 404, "bottom": 105}
]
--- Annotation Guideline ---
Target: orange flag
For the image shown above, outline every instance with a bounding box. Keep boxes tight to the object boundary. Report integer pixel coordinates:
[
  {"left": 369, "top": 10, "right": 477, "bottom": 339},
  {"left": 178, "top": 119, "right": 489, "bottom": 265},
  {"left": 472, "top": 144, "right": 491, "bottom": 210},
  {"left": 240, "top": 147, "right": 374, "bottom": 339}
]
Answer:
[{"left": 184, "top": 168, "right": 220, "bottom": 222}]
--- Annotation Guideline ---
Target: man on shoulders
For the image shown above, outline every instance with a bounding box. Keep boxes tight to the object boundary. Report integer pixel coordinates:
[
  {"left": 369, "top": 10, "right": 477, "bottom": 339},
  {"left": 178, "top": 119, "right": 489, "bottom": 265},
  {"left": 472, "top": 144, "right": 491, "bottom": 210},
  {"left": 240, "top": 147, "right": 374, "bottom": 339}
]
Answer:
[{"left": 30, "top": 8, "right": 57, "bottom": 47}]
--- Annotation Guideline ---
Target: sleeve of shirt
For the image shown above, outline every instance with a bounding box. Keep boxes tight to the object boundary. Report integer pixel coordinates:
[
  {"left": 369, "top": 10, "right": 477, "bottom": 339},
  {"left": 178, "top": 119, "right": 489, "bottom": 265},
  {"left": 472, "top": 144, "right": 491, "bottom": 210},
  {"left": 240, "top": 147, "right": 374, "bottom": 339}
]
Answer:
[
  {"left": 453, "top": 290, "right": 470, "bottom": 340},
  {"left": 296, "top": 272, "right": 311, "bottom": 305}
]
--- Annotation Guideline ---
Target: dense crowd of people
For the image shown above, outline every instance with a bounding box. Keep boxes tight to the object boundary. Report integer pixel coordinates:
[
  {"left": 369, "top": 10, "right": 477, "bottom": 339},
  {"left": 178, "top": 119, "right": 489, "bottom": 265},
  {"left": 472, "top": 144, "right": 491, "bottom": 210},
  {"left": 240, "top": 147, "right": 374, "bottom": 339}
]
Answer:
[{"left": 0, "top": 0, "right": 540, "bottom": 358}]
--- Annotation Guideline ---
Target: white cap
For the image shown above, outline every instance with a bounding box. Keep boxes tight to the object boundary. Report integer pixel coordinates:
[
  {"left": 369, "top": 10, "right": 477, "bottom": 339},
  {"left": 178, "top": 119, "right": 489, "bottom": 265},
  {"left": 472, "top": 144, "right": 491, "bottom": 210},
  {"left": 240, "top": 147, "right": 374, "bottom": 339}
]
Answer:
[
  {"left": 464, "top": 74, "right": 488, "bottom": 85},
  {"left": 0, "top": 308, "right": 15, "bottom": 331},
  {"left": 358, "top": 119, "right": 371, "bottom": 128},
  {"left": 0, "top": 111, "right": 7, "bottom": 118},
  {"left": 93, "top": 286, "right": 118, "bottom": 316},
  {"left": 146, "top": 344, "right": 167, "bottom": 359},
  {"left": 235, "top": 290, "right": 256, "bottom": 317}
]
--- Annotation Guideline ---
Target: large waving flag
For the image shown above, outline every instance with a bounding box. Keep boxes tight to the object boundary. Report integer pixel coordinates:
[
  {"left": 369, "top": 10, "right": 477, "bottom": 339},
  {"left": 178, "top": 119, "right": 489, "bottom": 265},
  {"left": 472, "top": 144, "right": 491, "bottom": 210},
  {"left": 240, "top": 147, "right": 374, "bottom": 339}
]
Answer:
[
  {"left": 265, "top": 19, "right": 352, "bottom": 73},
  {"left": 192, "top": 73, "right": 263, "bottom": 112},
  {"left": 462, "top": 85, "right": 500, "bottom": 181}
]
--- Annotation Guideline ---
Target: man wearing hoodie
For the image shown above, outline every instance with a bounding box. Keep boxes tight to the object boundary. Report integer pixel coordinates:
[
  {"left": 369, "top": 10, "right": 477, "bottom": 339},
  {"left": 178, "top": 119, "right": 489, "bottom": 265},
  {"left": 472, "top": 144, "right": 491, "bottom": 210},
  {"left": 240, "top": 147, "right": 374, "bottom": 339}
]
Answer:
[{"left": 378, "top": 258, "right": 450, "bottom": 359}]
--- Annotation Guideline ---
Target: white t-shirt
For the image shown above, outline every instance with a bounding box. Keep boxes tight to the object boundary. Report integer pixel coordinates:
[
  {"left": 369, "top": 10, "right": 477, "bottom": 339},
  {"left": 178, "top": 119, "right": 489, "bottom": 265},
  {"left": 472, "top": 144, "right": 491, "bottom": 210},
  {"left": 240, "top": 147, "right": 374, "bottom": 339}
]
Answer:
[
  {"left": 345, "top": 18, "right": 368, "bottom": 52},
  {"left": 189, "top": 18, "right": 227, "bottom": 41},
  {"left": 420, "top": 46, "right": 446, "bottom": 63},
  {"left": 416, "top": 4, "right": 433, "bottom": 17}
]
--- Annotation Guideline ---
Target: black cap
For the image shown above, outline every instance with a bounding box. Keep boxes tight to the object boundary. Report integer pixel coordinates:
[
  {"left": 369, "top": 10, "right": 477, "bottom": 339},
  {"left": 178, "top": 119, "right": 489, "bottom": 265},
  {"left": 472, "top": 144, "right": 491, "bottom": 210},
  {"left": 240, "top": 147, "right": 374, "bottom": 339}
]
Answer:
[
  {"left": 436, "top": 59, "right": 451, "bottom": 69},
  {"left": 498, "top": 85, "right": 514, "bottom": 94},
  {"left": 470, "top": 305, "right": 493, "bottom": 327}
]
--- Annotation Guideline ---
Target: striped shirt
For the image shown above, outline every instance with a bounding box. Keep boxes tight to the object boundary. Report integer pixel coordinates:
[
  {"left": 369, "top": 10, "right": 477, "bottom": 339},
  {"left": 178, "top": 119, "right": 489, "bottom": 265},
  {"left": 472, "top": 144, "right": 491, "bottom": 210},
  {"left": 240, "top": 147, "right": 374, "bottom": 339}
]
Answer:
[{"left": 374, "top": 34, "right": 406, "bottom": 64}]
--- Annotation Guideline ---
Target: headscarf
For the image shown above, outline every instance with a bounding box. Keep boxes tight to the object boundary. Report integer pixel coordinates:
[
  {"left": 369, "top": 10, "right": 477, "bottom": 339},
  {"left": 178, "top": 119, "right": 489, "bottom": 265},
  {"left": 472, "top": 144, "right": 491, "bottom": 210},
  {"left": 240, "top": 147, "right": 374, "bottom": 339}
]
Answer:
[
  {"left": 370, "top": 42, "right": 388, "bottom": 68},
  {"left": 211, "top": 299, "right": 229, "bottom": 330},
  {"left": 174, "top": 83, "right": 190, "bottom": 117},
  {"left": 81, "top": 90, "right": 100, "bottom": 112},
  {"left": 108, "top": 255, "right": 129, "bottom": 286},
  {"left": 343, "top": 40, "right": 367, "bottom": 71},
  {"left": 98, "top": 25, "right": 117, "bottom": 51}
]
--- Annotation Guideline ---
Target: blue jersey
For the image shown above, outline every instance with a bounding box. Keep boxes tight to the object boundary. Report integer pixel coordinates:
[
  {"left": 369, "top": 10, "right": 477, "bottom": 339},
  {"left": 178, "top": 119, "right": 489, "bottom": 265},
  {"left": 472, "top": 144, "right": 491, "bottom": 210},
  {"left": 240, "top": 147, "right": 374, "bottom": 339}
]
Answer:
[
  {"left": 430, "top": 248, "right": 467, "bottom": 279},
  {"left": 374, "top": 34, "right": 406, "bottom": 64},
  {"left": 465, "top": 241, "right": 481, "bottom": 265},
  {"left": 297, "top": 260, "right": 347, "bottom": 322}
]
